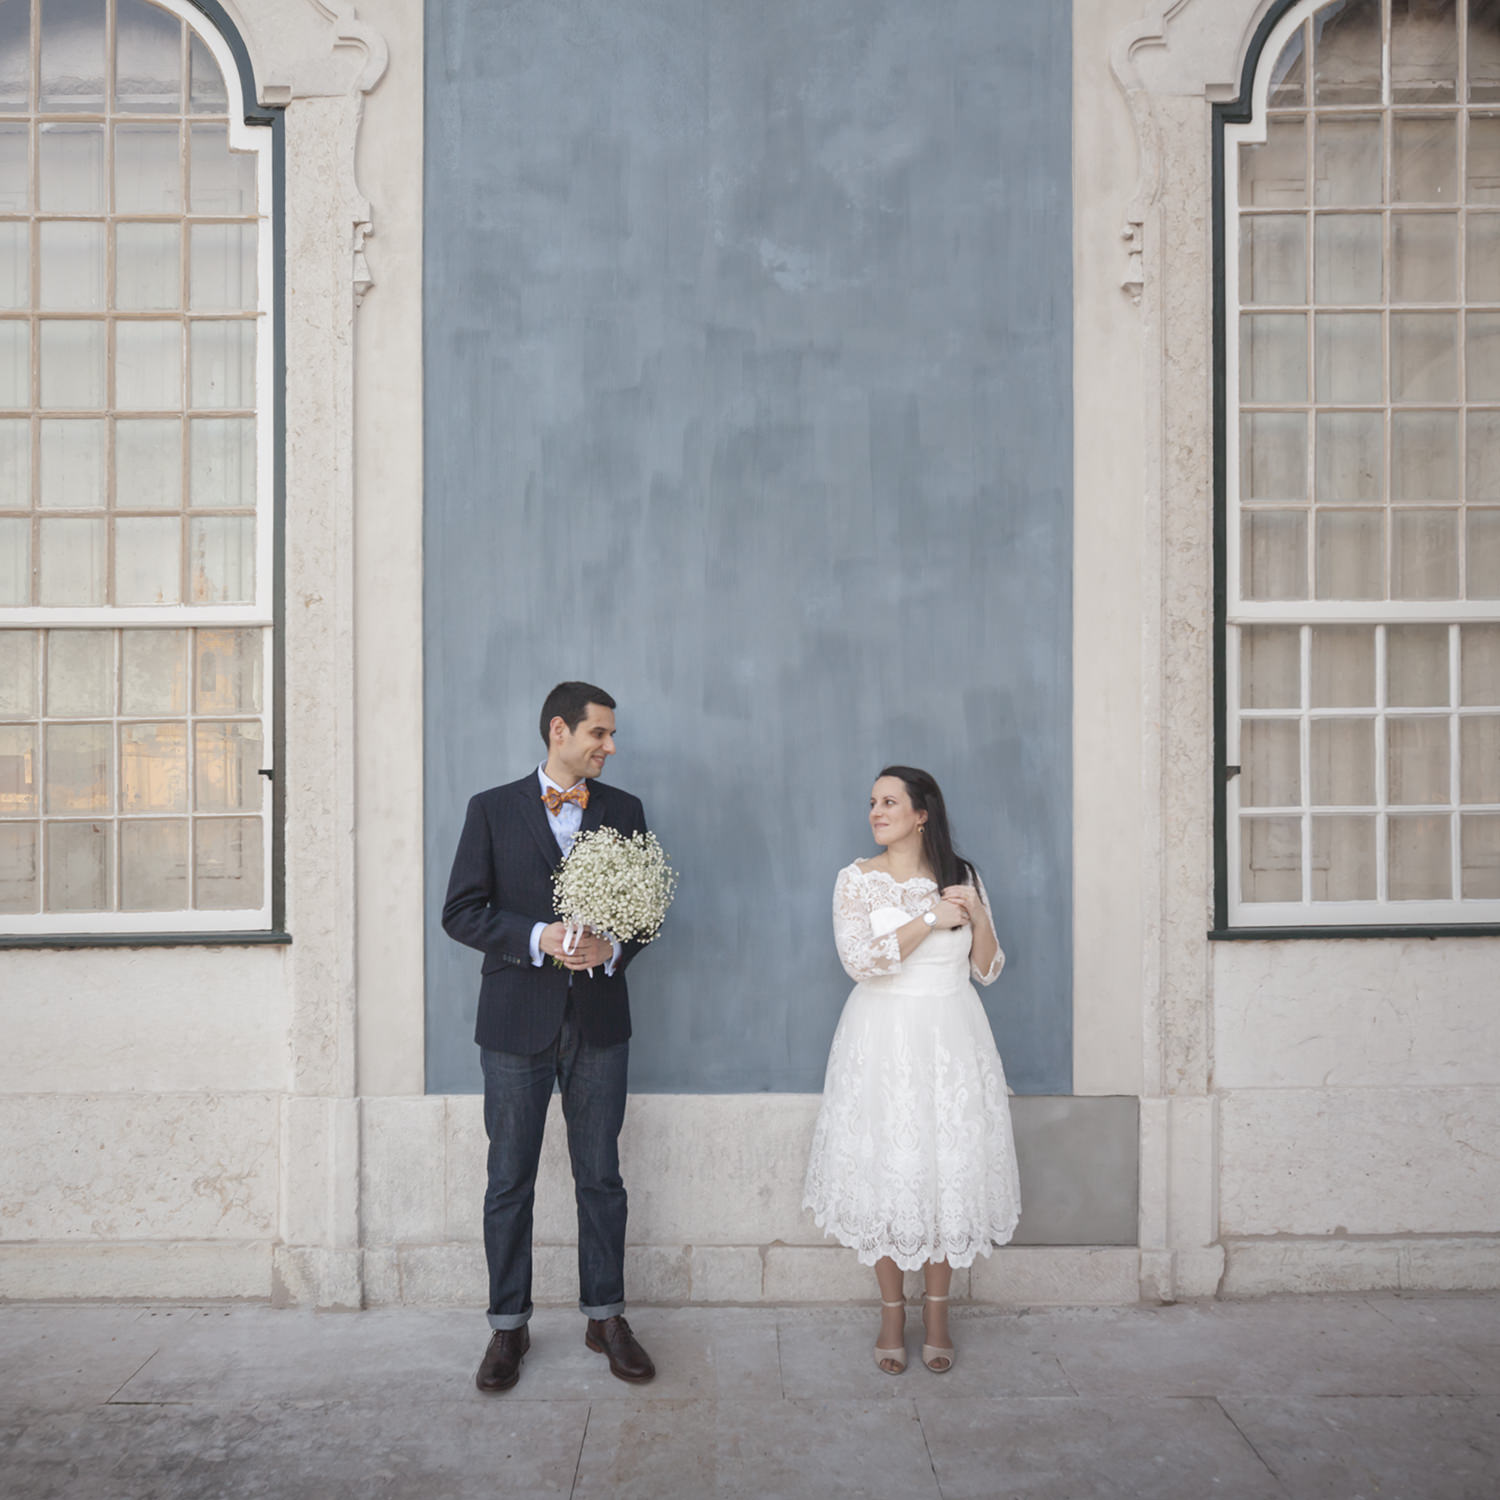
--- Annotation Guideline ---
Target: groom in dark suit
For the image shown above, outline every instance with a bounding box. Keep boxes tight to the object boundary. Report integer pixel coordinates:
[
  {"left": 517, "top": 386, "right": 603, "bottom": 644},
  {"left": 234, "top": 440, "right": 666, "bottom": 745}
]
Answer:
[{"left": 443, "top": 681, "right": 656, "bottom": 1393}]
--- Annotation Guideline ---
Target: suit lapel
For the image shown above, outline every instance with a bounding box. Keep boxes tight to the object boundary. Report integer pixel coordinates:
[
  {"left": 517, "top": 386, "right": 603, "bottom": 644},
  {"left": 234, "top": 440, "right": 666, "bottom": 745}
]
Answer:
[
  {"left": 580, "top": 782, "right": 608, "bottom": 838},
  {"left": 510, "top": 776, "right": 563, "bottom": 868}
]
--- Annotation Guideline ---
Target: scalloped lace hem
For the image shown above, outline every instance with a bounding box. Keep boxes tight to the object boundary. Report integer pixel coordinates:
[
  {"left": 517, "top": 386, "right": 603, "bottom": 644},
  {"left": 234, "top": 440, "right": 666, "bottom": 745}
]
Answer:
[{"left": 803, "top": 1202, "right": 1020, "bottom": 1272}]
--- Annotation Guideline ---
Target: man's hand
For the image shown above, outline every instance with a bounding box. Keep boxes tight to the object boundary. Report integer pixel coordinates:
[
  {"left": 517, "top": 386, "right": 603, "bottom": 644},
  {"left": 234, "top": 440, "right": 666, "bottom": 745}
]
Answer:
[
  {"left": 538, "top": 922, "right": 613, "bottom": 971},
  {"left": 537, "top": 922, "right": 572, "bottom": 961}
]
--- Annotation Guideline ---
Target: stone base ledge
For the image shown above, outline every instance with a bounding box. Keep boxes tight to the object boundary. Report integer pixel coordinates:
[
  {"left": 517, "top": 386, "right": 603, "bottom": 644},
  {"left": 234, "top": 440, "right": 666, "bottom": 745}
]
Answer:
[
  {"left": 0, "top": 1242, "right": 272, "bottom": 1301},
  {"left": 1222, "top": 1236, "right": 1500, "bottom": 1297}
]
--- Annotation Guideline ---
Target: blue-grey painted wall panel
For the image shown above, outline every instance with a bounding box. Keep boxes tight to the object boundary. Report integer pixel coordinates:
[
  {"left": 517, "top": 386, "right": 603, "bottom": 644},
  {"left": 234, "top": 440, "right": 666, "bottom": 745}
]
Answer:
[{"left": 423, "top": 0, "right": 1073, "bottom": 1095}]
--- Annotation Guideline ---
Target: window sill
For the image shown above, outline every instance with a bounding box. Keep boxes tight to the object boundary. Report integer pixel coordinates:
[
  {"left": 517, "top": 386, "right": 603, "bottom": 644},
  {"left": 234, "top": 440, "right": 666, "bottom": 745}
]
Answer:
[
  {"left": 1210, "top": 924, "right": 1500, "bottom": 941},
  {"left": 0, "top": 931, "right": 292, "bottom": 950}
]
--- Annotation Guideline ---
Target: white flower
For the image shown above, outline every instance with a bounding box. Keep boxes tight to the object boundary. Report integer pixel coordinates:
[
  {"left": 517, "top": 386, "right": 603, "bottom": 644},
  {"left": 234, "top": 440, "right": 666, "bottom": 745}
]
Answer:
[{"left": 553, "top": 828, "right": 678, "bottom": 944}]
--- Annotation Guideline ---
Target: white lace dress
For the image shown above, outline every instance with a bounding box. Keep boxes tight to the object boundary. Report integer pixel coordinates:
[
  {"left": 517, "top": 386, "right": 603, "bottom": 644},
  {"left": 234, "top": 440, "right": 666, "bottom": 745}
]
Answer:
[{"left": 802, "top": 862, "right": 1021, "bottom": 1271}]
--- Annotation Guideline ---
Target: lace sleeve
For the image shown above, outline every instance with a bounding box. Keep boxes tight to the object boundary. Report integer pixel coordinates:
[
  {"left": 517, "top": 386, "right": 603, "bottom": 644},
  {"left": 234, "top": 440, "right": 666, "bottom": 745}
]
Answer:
[
  {"left": 832, "top": 865, "right": 902, "bottom": 981},
  {"left": 970, "top": 872, "right": 1005, "bottom": 986}
]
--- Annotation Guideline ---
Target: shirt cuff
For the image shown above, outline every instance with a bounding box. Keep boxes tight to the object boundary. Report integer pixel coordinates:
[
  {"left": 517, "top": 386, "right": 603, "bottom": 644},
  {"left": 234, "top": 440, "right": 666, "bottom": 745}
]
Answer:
[
  {"left": 604, "top": 940, "right": 622, "bottom": 977},
  {"left": 529, "top": 921, "right": 546, "bottom": 967}
]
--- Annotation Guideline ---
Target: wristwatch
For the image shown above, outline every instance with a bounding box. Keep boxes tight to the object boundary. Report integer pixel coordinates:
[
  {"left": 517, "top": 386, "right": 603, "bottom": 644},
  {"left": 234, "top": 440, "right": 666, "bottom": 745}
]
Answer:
[{"left": 922, "top": 911, "right": 937, "bottom": 928}]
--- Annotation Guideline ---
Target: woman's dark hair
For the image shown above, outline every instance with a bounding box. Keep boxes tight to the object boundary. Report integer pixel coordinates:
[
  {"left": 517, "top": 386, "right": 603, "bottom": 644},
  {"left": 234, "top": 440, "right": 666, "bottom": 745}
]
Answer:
[
  {"left": 539, "top": 681, "right": 616, "bottom": 744},
  {"left": 876, "top": 765, "right": 978, "bottom": 890}
]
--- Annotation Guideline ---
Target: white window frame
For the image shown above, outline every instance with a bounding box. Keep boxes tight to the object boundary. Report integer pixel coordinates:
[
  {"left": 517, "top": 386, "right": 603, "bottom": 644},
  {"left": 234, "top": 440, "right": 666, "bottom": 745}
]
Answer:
[
  {"left": 1221, "top": 0, "right": 1500, "bottom": 929},
  {"left": 0, "top": 0, "right": 277, "bottom": 935}
]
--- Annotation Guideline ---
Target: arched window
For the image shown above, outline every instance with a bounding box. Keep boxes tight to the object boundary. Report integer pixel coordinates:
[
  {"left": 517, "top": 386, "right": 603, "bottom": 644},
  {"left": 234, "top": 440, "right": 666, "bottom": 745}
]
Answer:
[
  {"left": 0, "top": 0, "right": 277, "bottom": 935},
  {"left": 1220, "top": 0, "right": 1500, "bottom": 930}
]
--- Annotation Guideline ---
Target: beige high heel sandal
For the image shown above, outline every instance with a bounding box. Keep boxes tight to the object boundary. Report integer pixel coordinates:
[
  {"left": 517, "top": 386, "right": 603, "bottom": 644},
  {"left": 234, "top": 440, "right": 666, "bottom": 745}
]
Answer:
[
  {"left": 874, "top": 1298, "right": 907, "bottom": 1375},
  {"left": 921, "top": 1292, "right": 955, "bottom": 1373}
]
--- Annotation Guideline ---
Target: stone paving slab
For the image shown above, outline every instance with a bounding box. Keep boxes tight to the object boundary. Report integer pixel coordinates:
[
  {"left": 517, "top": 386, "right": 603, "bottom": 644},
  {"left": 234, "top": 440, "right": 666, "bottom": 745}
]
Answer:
[{"left": 1, "top": 1295, "right": 1499, "bottom": 1499}]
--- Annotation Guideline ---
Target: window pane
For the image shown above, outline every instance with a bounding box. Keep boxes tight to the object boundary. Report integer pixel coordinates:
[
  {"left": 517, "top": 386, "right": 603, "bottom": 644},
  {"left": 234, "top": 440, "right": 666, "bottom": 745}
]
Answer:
[
  {"left": 40, "top": 0, "right": 106, "bottom": 111},
  {"left": 1242, "top": 313, "right": 1307, "bottom": 401},
  {"left": 1240, "top": 718, "right": 1300, "bottom": 807},
  {"left": 0, "top": 631, "right": 37, "bottom": 716},
  {"left": 1467, "top": 113, "right": 1500, "bottom": 196},
  {"left": 1468, "top": 312, "right": 1500, "bottom": 399},
  {"left": 120, "top": 818, "right": 187, "bottom": 910},
  {"left": 189, "top": 320, "right": 253, "bottom": 408},
  {"left": 38, "top": 124, "right": 104, "bottom": 212},
  {"left": 121, "top": 627, "right": 188, "bottom": 714},
  {"left": 1315, "top": 509, "right": 1384, "bottom": 599},
  {"left": 114, "top": 123, "right": 181, "bottom": 214},
  {"left": 1316, "top": 312, "right": 1382, "bottom": 401},
  {"left": 1468, "top": 215, "right": 1500, "bottom": 299},
  {"left": 114, "top": 515, "right": 181, "bottom": 604},
  {"left": 1240, "top": 624, "right": 1301, "bottom": 708},
  {"left": 194, "top": 628, "right": 262, "bottom": 713},
  {"left": 0, "top": 222, "right": 24, "bottom": 310},
  {"left": 1393, "top": 115, "right": 1459, "bottom": 202},
  {"left": 0, "top": 517, "right": 29, "bottom": 604},
  {"left": 46, "top": 628, "right": 111, "bottom": 715},
  {"left": 0, "top": 418, "right": 29, "bottom": 499},
  {"left": 115, "top": 223, "right": 181, "bottom": 311},
  {"left": 45, "top": 819, "right": 111, "bottom": 911},
  {"left": 1241, "top": 816, "right": 1302, "bottom": 901},
  {"left": 0, "top": 824, "right": 39, "bottom": 913},
  {"left": 1461, "top": 815, "right": 1500, "bottom": 899},
  {"left": 1389, "top": 716, "right": 1451, "bottom": 803},
  {"left": 1392, "top": 508, "right": 1460, "bottom": 597},
  {"left": 188, "top": 515, "right": 253, "bottom": 602},
  {"left": 39, "top": 320, "right": 106, "bottom": 409},
  {"left": 188, "top": 125, "right": 255, "bottom": 214},
  {"left": 1469, "top": 411, "right": 1500, "bottom": 499},
  {"left": 121, "top": 721, "right": 186, "bottom": 812},
  {"left": 38, "top": 516, "right": 104, "bottom": 604},
  {"left": 1314, "top": 115, "right": 1382, "bottom": 204},
  {"left": 38, "top": 222, "right": 105, "bottom": 311},
  {"left": 1391, "top": 213, "right": 1458, "bottom": 301},
  {"left": 1472, "top": 12, "right": 1500, "bottom": 103},
  {"left": 1391, "top": 0, "right": 1457, "bottom": 103},
  {"left": 189, "top": 223, "right": 256, "bottom": 311},
  {"left": 1313, "top": 0, "right": 1382, "bottom": 103},
  {"left": 0, "top": 123, "right": 28, "bottom": 212},
  {"left": 115, "top": 319, "right": 182, "bottom": 411},
  {"left": 1270, "top": 24, "right": 1307, "bottom": 107},
  {"left": 1241, "top": 215, "right": 1305, "bottom": 304},
  {"left": 1462, "top": 623, "right": 1500, "bottom": 704},
  {"left": 1242, "top": 117, "right": 1307, "bottom": 207},
  {"left": 1243, "top": 510, "right": 1308, "bottom": 599},
  {"left": 1312, "top": 625, "right": 1376, "bottom": 706},
  {"left": 193, "top": 815, "right": 261, "bottom": 910},
  {"left": 188, "top": 33, "right": 227, "bottom": 114},
  {"left": 1312, "top": 814, "right": 1377, "bottom": 899},
  {"left": 194, "top": 720, "right": 262, "bottom": 812},
  {"left": 114, "top": 0, "right": 181, "bottom": 114},
  {"left": 1391, "top": 311, "right": 1459, "bottom": 400},
  {"left": 0, "top": 0, "right": 29, "bottom": 111},
  {"left": 1311, "top": 717, "right": 1375, "bottom": 804},
  {"left": 1391, "top": 411, "right": 1458, "bottom": 501},
  {"left": 1460, "top": 715, "right": 1500, "bottom": 802},
  {"left": 1314, "top": 213, "right": 1382, "bottom": 302},
  {"left": 1241, "top": 412, "right": 1306, "bottom": 501},
  {"left": 189, "top": 416, "right": 253, "bottom": 507},
  {"left": 1317, "top": 411, "right": 1383, "bottom": 501},
  {"left": 0, "top": 319, "right": 30, "bottom": 407},
  {"left": 45, "top": 722, "right": 112, "bottom": 813},
  {"left": 1389, "top": 813, "right": 1452, "bottom": 897},
  {"left": 1470, "top": 509, "right": 1500, "bottom": 597},
  {"left": 115, "top": 417, "right": 182, "bottom": 509},
  {"left": 0, "top": 725, "right": 38, "bottom": 813},
  {"left": 38, "top": 418, "right": 105, "bottom": 507},
  {"left": 1389, "top": 622, "right": 1451, "bottom": 705}
]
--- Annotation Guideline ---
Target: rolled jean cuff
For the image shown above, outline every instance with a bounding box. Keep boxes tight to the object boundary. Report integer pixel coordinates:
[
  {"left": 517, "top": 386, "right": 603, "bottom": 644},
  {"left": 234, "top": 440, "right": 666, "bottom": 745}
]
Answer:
[
  {"left": 487, "top": 1307, "right": 532, "bottom": 1331},
  {"left": 580, "top": 1298, "right": 625, "bottom": 1320}
]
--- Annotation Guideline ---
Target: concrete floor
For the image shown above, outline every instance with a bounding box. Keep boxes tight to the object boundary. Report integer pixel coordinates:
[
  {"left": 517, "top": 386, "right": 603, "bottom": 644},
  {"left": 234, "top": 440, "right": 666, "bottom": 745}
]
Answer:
[{"left": 1, "top": 1295, "right": 1498, "bottom": 1499}]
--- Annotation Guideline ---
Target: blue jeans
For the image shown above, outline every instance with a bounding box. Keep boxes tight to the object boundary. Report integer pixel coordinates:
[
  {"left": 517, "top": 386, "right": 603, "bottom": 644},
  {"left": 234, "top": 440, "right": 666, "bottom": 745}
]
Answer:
[{"left": 480, "top": 1005, "right": 629, "bottom": 1330}]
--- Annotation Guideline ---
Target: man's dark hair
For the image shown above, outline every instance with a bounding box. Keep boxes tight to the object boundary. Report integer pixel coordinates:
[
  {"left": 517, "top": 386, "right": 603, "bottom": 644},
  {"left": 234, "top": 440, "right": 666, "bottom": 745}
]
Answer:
[{"left": 539, "top": 681, "right": 616, "bottom": 745}]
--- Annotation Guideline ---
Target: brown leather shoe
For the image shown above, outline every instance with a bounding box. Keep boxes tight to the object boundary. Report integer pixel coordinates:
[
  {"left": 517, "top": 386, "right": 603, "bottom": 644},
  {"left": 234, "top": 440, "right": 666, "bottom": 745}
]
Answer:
[
  {"left": 584, "top": 1315, "right": 655, "bottom": 1383},
  {"left": 475, "top": 1325, "right": 530, "bottom": 1393}
]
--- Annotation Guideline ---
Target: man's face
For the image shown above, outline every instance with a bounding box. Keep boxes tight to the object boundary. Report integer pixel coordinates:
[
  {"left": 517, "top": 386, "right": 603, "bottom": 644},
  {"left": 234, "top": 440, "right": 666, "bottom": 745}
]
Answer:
[{"left": 550, "top": 703, "right": 617, "bottom": 784}]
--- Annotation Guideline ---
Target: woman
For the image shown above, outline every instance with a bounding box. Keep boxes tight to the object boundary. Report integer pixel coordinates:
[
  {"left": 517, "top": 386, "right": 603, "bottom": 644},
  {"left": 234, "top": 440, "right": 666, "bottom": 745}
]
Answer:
[{"left": 803, "top": 766, "right": 1020, "bottom": 1375}]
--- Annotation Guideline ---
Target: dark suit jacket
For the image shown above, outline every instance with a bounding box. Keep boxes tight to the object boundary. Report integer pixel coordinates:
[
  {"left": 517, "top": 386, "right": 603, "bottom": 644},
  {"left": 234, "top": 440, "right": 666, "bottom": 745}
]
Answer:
[{"left": 442, "top": 772, "right": 648, "bottom": 1054}]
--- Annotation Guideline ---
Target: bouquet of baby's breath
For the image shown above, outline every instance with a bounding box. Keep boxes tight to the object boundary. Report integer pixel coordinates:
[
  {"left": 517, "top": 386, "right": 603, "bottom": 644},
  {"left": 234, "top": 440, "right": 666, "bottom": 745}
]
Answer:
[{"left": 553, "top": 828, "right": 677, "bottom": 964}]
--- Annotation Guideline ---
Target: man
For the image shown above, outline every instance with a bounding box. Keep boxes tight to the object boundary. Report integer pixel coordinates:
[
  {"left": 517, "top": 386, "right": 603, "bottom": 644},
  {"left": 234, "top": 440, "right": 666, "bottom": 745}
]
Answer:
[{"left": 442, "top": 681, "right": 656, "bottom": 1393}]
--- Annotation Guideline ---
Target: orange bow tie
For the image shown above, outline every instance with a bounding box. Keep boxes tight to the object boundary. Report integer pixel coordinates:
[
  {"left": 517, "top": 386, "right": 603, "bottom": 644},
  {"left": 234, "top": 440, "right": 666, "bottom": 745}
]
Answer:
[{"left": 542, "top": 783, "right": 589, "bottom": 814}]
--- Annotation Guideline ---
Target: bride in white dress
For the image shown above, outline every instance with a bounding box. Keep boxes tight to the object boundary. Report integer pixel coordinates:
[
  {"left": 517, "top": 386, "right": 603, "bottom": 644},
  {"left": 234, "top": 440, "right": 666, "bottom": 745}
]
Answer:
[{"left": 803, "top": 765, "right": 1020, "bottom": 1375}]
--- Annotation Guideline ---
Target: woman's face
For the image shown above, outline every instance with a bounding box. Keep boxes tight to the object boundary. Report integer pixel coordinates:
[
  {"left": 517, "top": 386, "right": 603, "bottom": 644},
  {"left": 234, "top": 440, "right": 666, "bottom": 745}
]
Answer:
[{"left": 869, "top": 776, "right": 925, "bottom": 847}]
